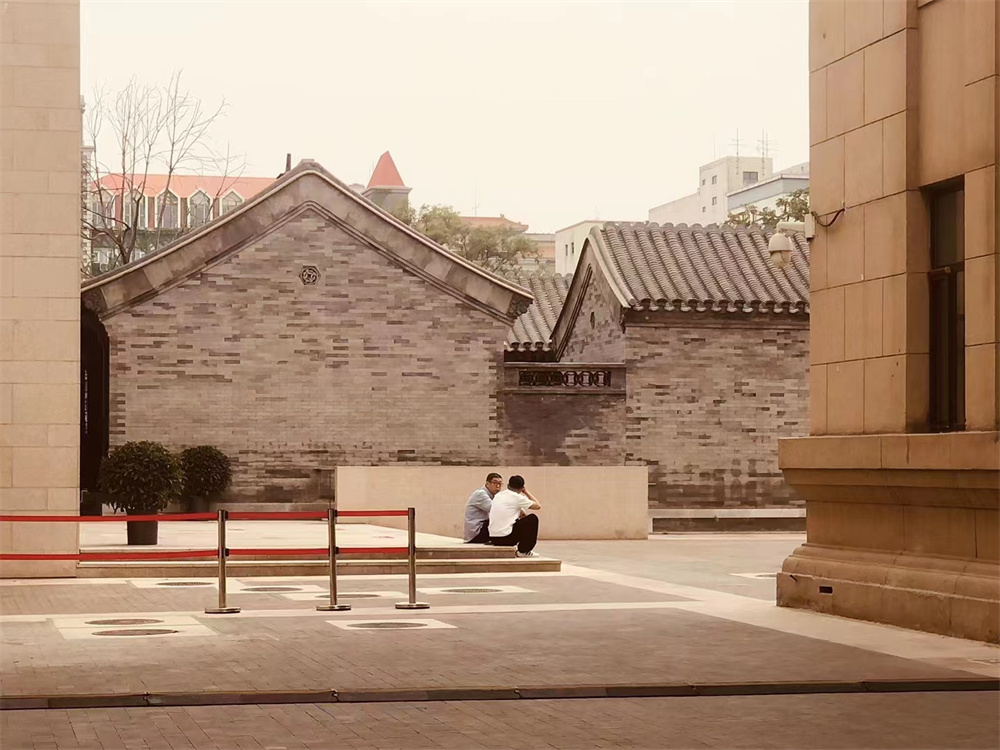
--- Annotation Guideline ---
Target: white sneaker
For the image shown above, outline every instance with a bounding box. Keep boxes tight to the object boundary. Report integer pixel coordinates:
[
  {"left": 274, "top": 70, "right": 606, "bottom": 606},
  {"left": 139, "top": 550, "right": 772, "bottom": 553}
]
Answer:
[{"left": 516, "top": 550, "right": 537, "bottom": 557}]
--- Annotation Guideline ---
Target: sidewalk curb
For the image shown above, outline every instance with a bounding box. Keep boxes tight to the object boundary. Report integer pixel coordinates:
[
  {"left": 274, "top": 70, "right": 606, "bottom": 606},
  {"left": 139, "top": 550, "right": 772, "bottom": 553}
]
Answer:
[{"left": 2, "top": 678, "right": 997, "bottom": 710}]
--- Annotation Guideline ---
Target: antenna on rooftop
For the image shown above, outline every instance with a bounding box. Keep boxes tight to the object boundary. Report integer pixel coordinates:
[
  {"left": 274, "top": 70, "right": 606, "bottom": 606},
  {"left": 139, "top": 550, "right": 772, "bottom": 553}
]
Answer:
[
  {"left": 730, "top": 128, "right": 747, "bottom": 176},
  {"left": 756, "top": 130, "right": 778, "bottom": 177}
]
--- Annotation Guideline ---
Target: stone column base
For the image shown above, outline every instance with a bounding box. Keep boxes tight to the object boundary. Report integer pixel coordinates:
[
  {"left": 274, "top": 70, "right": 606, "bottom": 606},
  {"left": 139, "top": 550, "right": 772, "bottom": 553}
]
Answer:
[{"left": 778, "top": 543, "right": 1000, "bottom": 643}]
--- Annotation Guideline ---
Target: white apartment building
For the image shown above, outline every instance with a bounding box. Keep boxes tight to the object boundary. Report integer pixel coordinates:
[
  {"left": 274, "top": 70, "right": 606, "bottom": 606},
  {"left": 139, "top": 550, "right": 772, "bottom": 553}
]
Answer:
[
  {"left": 555, "top": 219, "right": 602, "bottom": 275},
  {"left": 648, "top": 155, "right": 774, "bottom": 226},
  {"left": 726, "top": 161, "right": 810, "bottom": 215}
]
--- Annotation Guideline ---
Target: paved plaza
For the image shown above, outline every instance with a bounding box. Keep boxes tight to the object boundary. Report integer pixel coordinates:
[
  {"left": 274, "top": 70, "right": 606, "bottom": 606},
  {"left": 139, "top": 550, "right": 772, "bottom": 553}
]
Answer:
[{"left": 2, "top": 532, "right": 998, "bottom": 749}]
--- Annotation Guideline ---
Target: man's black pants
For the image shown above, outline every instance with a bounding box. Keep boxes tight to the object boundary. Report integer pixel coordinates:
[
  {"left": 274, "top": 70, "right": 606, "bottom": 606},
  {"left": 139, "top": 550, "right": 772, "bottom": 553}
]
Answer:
[
  {"left": 466, "top": 521, "right": 491, "bottom": 544},
  {"left": 490, "top": 513, "right": 539, "bottom": 554}
]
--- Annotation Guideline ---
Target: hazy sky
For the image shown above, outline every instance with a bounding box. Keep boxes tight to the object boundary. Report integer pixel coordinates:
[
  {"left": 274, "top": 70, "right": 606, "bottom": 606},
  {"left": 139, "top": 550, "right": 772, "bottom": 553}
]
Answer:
[{"left": 81, "top": 0, "right": 809, "bottom": 233}]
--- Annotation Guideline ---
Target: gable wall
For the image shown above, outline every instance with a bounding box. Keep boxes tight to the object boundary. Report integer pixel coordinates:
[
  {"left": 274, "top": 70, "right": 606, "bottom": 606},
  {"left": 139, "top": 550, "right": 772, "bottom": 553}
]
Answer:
[
  {"left": 103, "top": 211, "right": 510, "bottom": 503},
  {"left": 625, "top": 315, "right": 810, "bottom": 509},
  {"left": 559, "top": 261, "right": 626, "bottom": 362}
]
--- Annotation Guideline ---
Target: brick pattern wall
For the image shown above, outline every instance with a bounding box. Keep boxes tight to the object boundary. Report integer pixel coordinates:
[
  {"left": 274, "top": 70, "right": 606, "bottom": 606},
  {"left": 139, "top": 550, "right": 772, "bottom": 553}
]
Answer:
[
  {"left": 625, "top": 318, "right": 809, "bottom": 508},
  {"left": 104, "top": 211, "right": 510, "bottom": 502},
  {"left": 560, "top": 265, "right": 625, "bottom": 362},
  {"left": 498, "top": 393, "right": 626, "bottom": 465}
]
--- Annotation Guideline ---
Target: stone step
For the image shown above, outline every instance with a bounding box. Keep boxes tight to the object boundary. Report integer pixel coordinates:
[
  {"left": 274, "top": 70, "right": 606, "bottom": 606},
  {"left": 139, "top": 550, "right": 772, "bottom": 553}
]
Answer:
[
  {"left": 650, "top": 508, "right": 805, "bottom": 533},
  {"left": 76, "top": 556, "right": 561, "bottom": 578}
]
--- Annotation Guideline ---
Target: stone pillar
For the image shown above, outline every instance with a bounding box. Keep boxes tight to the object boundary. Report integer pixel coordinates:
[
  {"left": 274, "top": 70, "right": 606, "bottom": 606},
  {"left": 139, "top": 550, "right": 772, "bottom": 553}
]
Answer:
[
  {"left": 780, "top": 0, "right": 999, "bottom": 643},
  {"left": 0, "top": 0, "right": 82, "bottom": 577}
]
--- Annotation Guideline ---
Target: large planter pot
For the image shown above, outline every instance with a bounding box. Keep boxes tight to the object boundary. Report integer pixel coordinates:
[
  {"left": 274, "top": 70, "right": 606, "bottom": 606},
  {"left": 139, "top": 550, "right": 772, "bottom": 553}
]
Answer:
[{"left": 126, "top": 518, "right": 158, "bottom": 545}]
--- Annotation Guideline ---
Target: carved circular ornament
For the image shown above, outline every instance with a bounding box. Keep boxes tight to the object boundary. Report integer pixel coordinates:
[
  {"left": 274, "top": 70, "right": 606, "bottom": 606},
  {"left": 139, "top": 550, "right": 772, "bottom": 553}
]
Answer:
[{"left": 299, "top": 266, "right": 320, "bottom": 285}]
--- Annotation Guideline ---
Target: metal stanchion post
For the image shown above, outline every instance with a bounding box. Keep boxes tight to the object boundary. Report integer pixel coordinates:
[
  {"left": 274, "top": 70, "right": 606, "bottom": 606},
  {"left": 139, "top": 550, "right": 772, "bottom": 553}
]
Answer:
[
  {"left": 396, "top": 507, "right": 429, "bottom": 610},
  {"left": 205, "top": 509, "right": 240, "bottom": 614},
  {"left": 317, "top": 507, "right": 350, "bottom": 611}
]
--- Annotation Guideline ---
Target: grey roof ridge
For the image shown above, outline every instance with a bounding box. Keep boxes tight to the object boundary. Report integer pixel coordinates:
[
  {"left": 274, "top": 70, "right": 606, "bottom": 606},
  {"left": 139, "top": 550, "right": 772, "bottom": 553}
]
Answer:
[{"left": 82, "top": 159, "right": 532, "bottom": 302}]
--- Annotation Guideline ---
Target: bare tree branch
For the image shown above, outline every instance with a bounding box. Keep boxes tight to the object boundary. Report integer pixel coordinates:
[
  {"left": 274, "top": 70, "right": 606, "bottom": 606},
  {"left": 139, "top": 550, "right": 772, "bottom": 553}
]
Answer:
[{"left": 82, "top": 71, "right": 244, "bottom": 272}]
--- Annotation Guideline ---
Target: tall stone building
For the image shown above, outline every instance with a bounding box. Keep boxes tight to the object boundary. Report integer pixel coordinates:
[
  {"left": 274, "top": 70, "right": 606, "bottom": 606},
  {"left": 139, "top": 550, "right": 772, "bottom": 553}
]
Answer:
[
  {"left": 0, "top": 0, "right": 82, "bottom": 577},
  {"left": 779, "top": 0, "right": 1000, "bottom": 643}
]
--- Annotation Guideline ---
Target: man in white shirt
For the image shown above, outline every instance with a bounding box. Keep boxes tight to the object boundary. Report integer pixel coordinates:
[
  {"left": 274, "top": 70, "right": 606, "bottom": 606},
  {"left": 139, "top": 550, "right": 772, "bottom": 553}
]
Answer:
[{"left": 488, "top": 474, "right": 541, "bottom": 557}]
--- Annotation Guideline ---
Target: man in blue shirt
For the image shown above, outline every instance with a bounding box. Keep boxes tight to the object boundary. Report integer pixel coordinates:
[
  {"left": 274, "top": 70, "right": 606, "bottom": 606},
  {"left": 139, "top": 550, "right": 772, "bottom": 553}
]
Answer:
[{"left": 464, "top": 473, "right": 503, "bottom": 543}]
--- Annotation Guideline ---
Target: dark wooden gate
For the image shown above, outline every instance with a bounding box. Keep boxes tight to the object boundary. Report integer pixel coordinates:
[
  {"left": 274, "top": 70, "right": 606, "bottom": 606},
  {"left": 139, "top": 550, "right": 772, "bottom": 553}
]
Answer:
[{"left": 80, "top": 306, "right": 109, "bottom": 492}]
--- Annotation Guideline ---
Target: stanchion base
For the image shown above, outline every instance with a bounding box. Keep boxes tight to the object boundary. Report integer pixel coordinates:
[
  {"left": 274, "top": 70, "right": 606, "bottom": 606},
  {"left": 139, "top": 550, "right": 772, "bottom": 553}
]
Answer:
[
  {"left": 395, "top": 602, "right": 430, "bottom": 610},
  {"left": 316, "top": 604, "right": 352, "bottom": 612},
  {"left": 204, "top": 607, "right": 241, "bottom": 615}
]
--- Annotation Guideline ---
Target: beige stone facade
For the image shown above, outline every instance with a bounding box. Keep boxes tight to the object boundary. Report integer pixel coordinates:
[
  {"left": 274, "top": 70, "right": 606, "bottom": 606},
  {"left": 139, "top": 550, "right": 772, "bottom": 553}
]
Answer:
[
  {"left": 0, "top": 1, "right": 82, "bottom": 577},
  {"left": 779, "top": 0, "right": 1000, "bottom": 642}
]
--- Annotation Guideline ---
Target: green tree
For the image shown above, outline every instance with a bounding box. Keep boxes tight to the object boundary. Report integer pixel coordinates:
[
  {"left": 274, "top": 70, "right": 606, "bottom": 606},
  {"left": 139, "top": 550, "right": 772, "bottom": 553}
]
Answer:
[
  {"left": 395, "top": 202, "right": 537, "bottom": 277},
  {"left": 728, "top": 188, "right": 810, "bottom": 231},
  {"left": 455, "top": 225, "right": 538, "bottom": 277}
]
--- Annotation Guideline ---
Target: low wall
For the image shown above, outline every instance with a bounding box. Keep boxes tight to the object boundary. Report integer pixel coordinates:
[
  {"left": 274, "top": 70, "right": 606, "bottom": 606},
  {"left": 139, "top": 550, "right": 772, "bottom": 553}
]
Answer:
[{"left": 336, "top": 466, "right": 649, "bottom": 540}]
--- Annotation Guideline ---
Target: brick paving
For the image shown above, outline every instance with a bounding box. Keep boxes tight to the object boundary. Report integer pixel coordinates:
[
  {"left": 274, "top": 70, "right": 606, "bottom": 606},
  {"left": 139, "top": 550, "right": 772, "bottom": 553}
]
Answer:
[
  {"left": 0, "top": 573, "right": 988, "bottom": 698},
  {"left": 2, "top": 692, "right": 998, "bottom": 750},
  {"left": 3, "top": 538, "right": 998, "bottom": 749}
]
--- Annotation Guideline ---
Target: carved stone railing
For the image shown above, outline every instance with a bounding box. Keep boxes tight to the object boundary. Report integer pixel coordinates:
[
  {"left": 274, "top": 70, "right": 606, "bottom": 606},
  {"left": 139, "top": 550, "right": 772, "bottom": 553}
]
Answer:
[{"left": 502, "top": 363, "right": 625, "bottom": 395}]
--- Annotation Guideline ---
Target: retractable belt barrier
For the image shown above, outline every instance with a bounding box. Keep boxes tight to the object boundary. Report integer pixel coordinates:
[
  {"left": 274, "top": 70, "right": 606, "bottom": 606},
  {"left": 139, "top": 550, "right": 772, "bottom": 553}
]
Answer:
[{"left": 0, "top": 507, "right": 429, "bottom": 614}]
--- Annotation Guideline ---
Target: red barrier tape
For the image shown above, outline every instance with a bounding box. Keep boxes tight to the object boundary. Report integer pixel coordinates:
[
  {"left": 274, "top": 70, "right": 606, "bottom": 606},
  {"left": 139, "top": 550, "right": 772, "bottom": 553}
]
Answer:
[
  {"left": 0, "top": 513, "right": 216, "bottom": 523},
  {"left": 339, "top": 547, "right": 409, "bottom": 555},
  {"left": 227, "top": 512, "right": 327, "bottom": 521},
  {"left": 0, "top": 549, "right": 217, "bottom": 561},
  {"left": 337, "top": 510, "right": 409, "bottom": 518},
  {"left": 228, "top": 547, "right": 329, "bottom": 557}
]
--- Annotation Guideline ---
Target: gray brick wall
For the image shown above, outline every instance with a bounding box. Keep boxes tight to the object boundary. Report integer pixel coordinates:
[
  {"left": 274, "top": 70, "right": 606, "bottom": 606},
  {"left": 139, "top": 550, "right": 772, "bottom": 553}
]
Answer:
[
  {"left": 499, "top": 392, "right": 626, "bottom": 465},
  {"left": 104, "top": 212, "right": 510, "bottom": 503},
  {"left": 560, "top": 266, "right": 625, "bottom": 362},
  {"left": 625, "top": 317, "right": 809, "bottom": 509}
]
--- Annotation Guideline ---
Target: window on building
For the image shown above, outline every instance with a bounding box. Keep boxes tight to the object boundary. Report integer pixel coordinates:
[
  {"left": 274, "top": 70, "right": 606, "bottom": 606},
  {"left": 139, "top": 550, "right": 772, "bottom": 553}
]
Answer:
[
  {"left": 711, "top": 197, "right": 718, "bottom": 206},
  {"left": 701, "top": 179, "right": 706, "bottom": 186},
  {"left": 928, "top": 182, "right": 966, "bottom": 432},
  {"left": 158, "top": 192, "right": 179, "bottom": 229},
  {"left": 711, "top": 175, "right": 717, "bottom": 185},
  {"left": 122, "top": 192, "right": 146, "bottom": 230},
  {"left": 570, "top": 241, "right": 575, "bottom": 256},
  {"left": 221, "top": 192, "right": 243, "bottom": 215},
  {"left": 88, "top": 194, "right": 114, "bottom": 228},
  {"left": 188, "top": 191, "right": 212, "bottom": 228},
  {"left": 701, "top": 206, "right": 706, "bottom": 213},
  {"left": 743, "top": 171, "right": 759, "bottom": 186}
]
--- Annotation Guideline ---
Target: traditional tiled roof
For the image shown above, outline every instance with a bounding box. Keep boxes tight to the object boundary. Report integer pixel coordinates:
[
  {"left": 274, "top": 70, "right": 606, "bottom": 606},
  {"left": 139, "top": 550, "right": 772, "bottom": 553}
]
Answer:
[
  {"left": 367, "top": 151, "right": 406, "bottom": 189},
  {"left": 590, "top": 222, "right": 809, "bottom": 314},
  {"left": 506, "top": 274, "right": 572, "bottom": 352}
]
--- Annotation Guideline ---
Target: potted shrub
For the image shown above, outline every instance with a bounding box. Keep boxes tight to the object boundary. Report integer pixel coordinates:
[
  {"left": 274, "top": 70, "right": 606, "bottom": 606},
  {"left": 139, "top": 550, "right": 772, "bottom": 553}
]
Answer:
[
  {"left": 98, "top": 441, "right": 183, "bottom": 545},
  {"left": 180, "top": 446, "right": 232, "bottom": 512}
]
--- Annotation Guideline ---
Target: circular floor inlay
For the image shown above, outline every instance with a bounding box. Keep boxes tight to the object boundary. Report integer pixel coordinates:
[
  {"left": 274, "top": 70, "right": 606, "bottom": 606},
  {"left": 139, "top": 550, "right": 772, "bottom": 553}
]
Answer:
[
  {"left": 85, "top": 618, "right": 163, "bottom": 626},
  {"left": 157, "top": 581, "right": 212, "bottom": 587},
  {"left": 242, "top": 586, "right": 301, "bottom": 592},
  {"left": 92, "top": 628, "right": 179, "bottom": 637},
  {"left": 442, "top": 588, "right": 503, "bottom": 594},
  {"left": 348, "top": 622, "right": 427, "bottom": 629}
]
